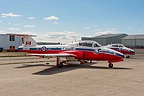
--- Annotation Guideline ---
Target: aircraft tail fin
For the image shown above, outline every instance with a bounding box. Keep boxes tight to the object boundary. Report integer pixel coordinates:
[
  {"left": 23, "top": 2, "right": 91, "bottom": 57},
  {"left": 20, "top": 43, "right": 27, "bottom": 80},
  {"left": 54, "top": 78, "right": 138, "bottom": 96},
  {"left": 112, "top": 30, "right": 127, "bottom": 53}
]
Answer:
[{"left": 7, "top": 33, "right": 37, "bottom": 47}]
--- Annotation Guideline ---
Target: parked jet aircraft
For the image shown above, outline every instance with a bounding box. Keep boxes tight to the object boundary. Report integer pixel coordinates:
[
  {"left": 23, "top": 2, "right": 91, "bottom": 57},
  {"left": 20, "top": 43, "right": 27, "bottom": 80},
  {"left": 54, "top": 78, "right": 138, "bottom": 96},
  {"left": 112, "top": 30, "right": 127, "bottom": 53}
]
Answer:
[
  {"left": 105, "top": 44, "right": 135, "bottom": 58},
  {"left": 8, "top": 34, "right": 124, "bottom": 68}
]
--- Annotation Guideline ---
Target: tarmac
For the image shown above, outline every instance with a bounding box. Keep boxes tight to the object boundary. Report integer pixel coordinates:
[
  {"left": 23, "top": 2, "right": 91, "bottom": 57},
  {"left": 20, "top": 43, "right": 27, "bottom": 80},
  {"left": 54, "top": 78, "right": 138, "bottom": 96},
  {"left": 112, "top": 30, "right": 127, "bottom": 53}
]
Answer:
[{"left": 0, "top": 50, "right": 144, "bottom": 96}]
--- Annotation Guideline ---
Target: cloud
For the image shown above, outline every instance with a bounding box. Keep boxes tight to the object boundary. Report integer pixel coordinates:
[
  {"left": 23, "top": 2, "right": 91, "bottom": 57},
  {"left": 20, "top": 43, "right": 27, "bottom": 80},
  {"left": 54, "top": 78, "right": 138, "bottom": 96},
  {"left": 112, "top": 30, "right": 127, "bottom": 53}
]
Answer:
[
  {"left": 95, "top": 29, "right": 118, "bottom": 36},
  {"left": 28, "top": 17, "right": 36, "bottom": 20},
  {"left": 34, "top": 32, "right": 81, "bottom": 43},
  {"left": 83, "top": 27, "right": 90, "bottom": 30},
  {"left": 44, "top": 16, "right": 59, "bottom": 20},
  {"left": 53, "top": 22, "right": 58, "bottom": 24},
  {"left": 94, "top": 25, "right": 98, "bottom": 27},
  {"left": 46, "top": 32, "right": 80, "bottom": 39},
  {"left": 138, "top": 29, "right": 143, "bottom": 31},
  {"left": 0, "top": 30, "right": 5, "bottom": 34},
  {"left": 24, "top": 25, "right": 36, "bottom": 28},
  {"left": 1, "top": 12, "right": 22, "bottom": 18},
  {"left": 9, "top": 28, "right": 20, "bottom": 31},
  {"left": 128, "top": 28, "right": 132, "bottom": 30},
  {"left": 21, "top": 31, "right": 37, "bottom": 35},
  {"left": 14, "top": 24, "right": 22, "bottom": 26},
  {"left": 96, "top": 29, "right": 101, "bottom": 31}
]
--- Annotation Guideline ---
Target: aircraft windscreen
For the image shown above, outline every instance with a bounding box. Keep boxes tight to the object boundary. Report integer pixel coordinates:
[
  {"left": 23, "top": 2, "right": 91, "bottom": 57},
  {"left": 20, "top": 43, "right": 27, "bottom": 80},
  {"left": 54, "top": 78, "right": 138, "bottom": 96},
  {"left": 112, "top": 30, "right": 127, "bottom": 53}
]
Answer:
[
  {"left": 94, "top": 43, "right": 101, "bottom": 47},
  {"left": 112, "top": 45, "right": 119, "bottom": 47},
  {"left": 78, "top": 41, "right": 101, "bottom": 47},
  {"left": 119, "top": 44, "right": 124, "bottom": 47},
  {"left": 112, "top": 44, "right": 124, "bottom": 47},
  {"left": 79, "top": 41, "right": 93, "bottom": 47}
]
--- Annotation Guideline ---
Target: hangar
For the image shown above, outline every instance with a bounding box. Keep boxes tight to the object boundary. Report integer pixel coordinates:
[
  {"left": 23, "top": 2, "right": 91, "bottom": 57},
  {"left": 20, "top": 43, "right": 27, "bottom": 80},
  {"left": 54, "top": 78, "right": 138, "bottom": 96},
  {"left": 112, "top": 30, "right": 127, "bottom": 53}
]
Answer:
[
  {"left": 82, "top": 34, "right": 128, "bottom": 46},
  {"left": 121, "top": 35, "right": 144, "bottom": 48}
]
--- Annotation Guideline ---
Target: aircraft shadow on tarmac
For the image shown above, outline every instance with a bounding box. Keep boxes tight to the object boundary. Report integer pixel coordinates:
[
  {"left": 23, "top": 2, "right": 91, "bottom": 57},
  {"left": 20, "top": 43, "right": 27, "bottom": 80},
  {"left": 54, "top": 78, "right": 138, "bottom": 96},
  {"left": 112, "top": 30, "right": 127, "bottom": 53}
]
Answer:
[
  {"left": 15, "top": 63, "right": 132, "bottom": 75},
  {"left": 34, "top": 63, "right": 132, "bottom": 75},
  {"left": 15, "top": 64, "right": 49, "bottom": 68}
]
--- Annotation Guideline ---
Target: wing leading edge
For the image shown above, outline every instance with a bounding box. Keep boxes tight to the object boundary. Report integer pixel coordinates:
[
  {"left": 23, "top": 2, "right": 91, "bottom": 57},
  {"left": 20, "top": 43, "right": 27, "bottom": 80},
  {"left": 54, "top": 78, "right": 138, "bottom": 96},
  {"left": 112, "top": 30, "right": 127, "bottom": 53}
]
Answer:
[{"left": 29, "top": 53, "right": 75, "bottom": 57}]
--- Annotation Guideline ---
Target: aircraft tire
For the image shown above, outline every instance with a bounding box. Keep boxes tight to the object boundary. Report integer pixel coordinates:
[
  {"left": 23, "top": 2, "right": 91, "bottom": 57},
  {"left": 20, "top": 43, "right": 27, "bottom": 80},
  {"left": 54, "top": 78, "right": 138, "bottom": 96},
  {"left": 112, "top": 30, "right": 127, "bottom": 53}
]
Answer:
[
  {"left": 57, "top": 62, "right": 63, "bottom": 68},
  {"left": 46, "top": 63, "right": 49, "bottom": 65},
  {"left": 126, "top": 55, "right": 130, "bottom": 58},
  {"left": 108, "top": 63, "right": 113, "bottom": 68}
]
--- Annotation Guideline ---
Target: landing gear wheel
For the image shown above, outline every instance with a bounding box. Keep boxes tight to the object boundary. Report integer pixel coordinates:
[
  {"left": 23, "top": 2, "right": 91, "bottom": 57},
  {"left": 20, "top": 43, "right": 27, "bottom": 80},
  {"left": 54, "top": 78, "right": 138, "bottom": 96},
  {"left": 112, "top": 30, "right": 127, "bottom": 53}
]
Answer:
[
  {"left": 108, "top": 63, "right": 113, "bottom": 68},
  {"left": 46, "top": 63, "right": 49, "bottom": 65},
  {"left": 57, "top": 62, "right": 63, "bottom": 68},
  {"left": 126, "top": 55, "right": 130, "bottom": 58}
]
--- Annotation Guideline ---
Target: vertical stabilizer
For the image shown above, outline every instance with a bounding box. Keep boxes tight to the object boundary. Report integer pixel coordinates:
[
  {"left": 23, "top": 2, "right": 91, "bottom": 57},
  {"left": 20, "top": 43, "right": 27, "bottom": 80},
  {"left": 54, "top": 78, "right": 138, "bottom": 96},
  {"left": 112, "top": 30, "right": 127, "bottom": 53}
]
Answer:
[
  {"left": 7, "top": 34, "right": 37, "bottom": 47},
  {"left": 21, "top": 35, "right": 37, "bottom": 47}
]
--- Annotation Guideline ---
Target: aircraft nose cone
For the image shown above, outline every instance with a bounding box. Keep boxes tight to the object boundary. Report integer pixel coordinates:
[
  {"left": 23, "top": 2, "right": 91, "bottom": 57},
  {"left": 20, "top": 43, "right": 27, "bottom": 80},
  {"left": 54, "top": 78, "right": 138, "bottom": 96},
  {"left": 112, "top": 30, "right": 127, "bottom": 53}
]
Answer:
[
  {"left": 122, "top": 54, "right": 125, "bottom": 58},
  {"left": 132, "top": 51, "right": 135, "bottom": 55},
  {"left": 129, "top": 50, "right": 135, "bottom": 55},
  {"left": 120, "top": 54, "right": 124, "bottom": 58},
  {"left": 132, "top": 50, "right": 135, "bottom": 54}
]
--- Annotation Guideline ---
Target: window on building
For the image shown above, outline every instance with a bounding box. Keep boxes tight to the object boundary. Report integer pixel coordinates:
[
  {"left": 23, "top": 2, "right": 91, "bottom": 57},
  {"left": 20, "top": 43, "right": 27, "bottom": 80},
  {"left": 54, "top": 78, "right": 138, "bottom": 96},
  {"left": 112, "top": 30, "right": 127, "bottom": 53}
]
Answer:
[
  {"left": 9, "top": 35, "right": 15, "bottom": 41},
  {"left": 22, "top": 37, "right": 24, "bottom": 44}
]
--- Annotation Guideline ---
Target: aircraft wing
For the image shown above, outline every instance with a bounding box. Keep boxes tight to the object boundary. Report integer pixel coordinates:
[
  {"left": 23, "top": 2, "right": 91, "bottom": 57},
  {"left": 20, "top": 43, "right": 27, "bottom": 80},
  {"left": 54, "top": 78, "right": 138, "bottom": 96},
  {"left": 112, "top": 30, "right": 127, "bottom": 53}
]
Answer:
[{"left": 29, "top": 53, "right": 75, "bottom": 57}]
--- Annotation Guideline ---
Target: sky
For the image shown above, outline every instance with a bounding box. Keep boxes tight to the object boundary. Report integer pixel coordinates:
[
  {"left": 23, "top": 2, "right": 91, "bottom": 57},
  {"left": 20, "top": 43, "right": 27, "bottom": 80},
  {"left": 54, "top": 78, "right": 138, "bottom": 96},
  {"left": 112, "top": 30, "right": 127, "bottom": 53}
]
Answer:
[{"left": 0, "top": 0, "right": 144, "bottom": 43}]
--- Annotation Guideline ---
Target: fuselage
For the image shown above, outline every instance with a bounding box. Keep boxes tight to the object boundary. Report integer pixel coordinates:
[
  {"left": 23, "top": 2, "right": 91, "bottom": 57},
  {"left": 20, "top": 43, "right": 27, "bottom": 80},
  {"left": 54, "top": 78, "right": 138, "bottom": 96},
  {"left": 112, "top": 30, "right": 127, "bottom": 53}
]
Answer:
[
  {"left": 105, "top": 44, "right": 135, "bottom": 55},
  {"left": 19, "top": 41, "right": 124, "bottom": 63}
]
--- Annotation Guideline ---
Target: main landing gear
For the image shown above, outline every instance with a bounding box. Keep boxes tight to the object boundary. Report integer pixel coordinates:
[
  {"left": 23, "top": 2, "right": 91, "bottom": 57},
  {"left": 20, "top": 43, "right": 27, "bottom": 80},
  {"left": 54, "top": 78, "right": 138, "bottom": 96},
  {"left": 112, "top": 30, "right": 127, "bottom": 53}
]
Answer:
[
  {"left": 56, "top": 57, "right": 64, "bottom": 68},
  {"left": 126, "top": 55, "right": 130, "bottom": 58},
  {"left": 108, "top": 63, "right": 113, "bottom": 68},
  {"left": 57, "top": 62, "right": 64, "bottom": 68}
]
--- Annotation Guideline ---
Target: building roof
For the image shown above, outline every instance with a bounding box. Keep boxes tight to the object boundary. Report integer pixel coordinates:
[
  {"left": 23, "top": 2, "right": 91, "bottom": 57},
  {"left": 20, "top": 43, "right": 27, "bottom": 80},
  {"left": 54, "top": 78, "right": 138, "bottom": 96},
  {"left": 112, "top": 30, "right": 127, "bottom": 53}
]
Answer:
[
  {"left": 0, "top": 34, "right": 7, "bottom": 36},
  {"left": 122, "top": 35, "right": 144, "bottom": 40},
  {"left": 95, "top": 34, "right": 123, "bottom": 38},
  {"left": 83, "top": 34, "right": 127, "bottom": 39},
  {"left": 0, "top": 33, "right": 36, "bottom": 37}
]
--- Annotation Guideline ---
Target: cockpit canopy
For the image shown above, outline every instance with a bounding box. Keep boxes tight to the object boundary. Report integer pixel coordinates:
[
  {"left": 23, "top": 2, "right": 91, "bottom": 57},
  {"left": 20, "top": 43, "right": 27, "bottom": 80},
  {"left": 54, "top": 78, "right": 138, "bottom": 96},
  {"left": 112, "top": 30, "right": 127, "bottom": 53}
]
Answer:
[
  {"left": 78, "top": 41, "right": 101, "bottom": 47},
  {"left": 111, "top": 44, "right": 125, "bottom": 47}
]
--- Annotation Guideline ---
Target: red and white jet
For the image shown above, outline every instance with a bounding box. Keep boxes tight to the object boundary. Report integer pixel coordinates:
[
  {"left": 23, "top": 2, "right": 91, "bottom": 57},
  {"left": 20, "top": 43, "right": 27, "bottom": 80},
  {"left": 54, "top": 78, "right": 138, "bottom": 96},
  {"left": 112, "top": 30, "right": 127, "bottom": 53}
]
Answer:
[
  {"left": 105, "top": 44, "right": 135, "bottom": 58},
  {"left": 13, "top": 34, "right": 124, "bottom": 68}
]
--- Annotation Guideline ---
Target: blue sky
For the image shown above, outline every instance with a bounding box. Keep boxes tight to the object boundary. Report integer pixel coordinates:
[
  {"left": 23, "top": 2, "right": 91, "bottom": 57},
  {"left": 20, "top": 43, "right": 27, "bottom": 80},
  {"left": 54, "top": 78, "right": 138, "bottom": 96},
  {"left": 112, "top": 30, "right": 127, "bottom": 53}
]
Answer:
[{"left": 0, "top": 0, "right": 144, "bottom": 43}]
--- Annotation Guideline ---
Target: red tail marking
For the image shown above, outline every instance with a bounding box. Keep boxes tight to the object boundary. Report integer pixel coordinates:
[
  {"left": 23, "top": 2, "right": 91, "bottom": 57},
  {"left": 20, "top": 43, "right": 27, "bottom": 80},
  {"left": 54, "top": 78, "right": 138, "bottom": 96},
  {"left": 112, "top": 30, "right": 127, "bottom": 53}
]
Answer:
[{"left": 26, "top": 41, "right": 31, "bottom": 45}]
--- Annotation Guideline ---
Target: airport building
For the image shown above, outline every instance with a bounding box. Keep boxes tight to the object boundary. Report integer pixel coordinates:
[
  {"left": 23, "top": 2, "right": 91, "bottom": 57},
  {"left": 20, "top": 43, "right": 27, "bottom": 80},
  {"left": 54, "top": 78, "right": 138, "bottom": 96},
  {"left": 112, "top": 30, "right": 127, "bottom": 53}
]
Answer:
[
  {"left": 0, "top": 34, "right": 22, "bottom": 52},
  {"left": 82, "top": 34, "right": 144, "bottom": 48},
  {"left": 82, "top": 34, "right": 128, "bottom": 46},
  {"left": 121, "top": 35, "right": 144, "bottom": 48}
]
